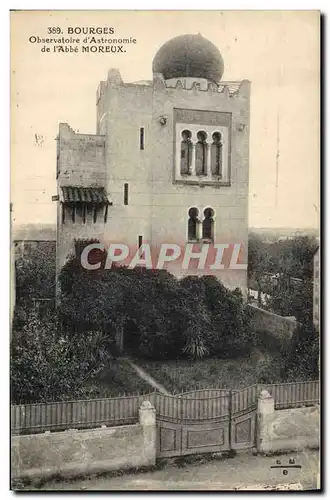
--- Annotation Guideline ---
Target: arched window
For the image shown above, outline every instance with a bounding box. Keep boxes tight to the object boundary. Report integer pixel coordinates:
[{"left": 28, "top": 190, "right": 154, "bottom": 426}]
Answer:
[
  {"left": 180, "top": 130, "right": 192, "bottom": 175},
  {"left": 211, "top": 132, "right": 222, "bottom": 177},
  {"left": 195, "top": 131, "right": 208, "bottom": 176},
  {"left": 202, "top": 207, "right": 215, "bottom": 241},
  {"left": 188, "top": 207, "right": 199, "bottom": 241}
]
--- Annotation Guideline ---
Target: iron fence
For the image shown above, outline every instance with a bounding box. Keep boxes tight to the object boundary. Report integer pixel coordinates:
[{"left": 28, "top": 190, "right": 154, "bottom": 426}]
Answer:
[
  {"left": 11, "top": 379, "right": 319, "bottom": 436},
  {"left": 11, "top": 392, "right": 155, "bottom": 435},
  {"left": 259, "top": 380, "right": 320, "bottom": 409}
]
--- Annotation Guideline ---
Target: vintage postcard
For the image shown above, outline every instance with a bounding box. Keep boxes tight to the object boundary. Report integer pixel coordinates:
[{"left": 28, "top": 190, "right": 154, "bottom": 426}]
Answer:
[{"left": 10, "top": 10, "right": 320, "bottom": 491}]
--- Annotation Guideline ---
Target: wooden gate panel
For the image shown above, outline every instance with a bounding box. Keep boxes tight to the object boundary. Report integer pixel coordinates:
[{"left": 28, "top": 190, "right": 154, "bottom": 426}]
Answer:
[
  {"left": 231, "top": 411, "right": 256, "bottom": 450},
  {"left": 230, "top": 386, "right": 257, "bottom": 450},
  {"left": 156, "top": 392, "right": 231, "bottom": 458},
  {"left": 181, "top": 420, "right": 230, "bottom": 455},
  {"left": 157, "top": 420, "right": 182, "bottom": 458}
]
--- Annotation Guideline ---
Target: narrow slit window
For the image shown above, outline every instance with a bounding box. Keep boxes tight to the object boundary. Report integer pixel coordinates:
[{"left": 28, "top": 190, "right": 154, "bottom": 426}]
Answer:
[
  {"left": 62, "top": 205, "right": 65, "bottom": 224},
  {"left": 188, "top": 207, "right": 199, "bottom": 241},
  {"left": 195, "top": 131, "right": 207, "bottom": 176},
  {"left": 71, "top": 205, "right": 75, "bottom": 223},
  {"left": 124, "top": 183, "right": 129, "bottom": 205},
  {"left": 138, "top": 235, "right": 143, "bottom": 249},
  {"left": 180, "top": 129, "right": 192, "bottom": 175},
  {"left": 83, "top": 205, "right": 86, "bottom": 224},
  {"left": 211, "top": 132, "right": 223, "bottom": 177},
  {"left": 93, "top": 206, "right": 97, "bottom": 223},
  {"left": 202, "top": 207, "right": 215, "bottom": 241},
  {"left": 140, "top": 127, "right": 145, "bottom": 150}
]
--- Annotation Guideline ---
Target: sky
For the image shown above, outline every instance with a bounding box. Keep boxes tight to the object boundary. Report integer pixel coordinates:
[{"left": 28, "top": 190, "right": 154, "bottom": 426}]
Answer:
[{"left": 11, "top": 10, "right": 320, "bottom": 229}]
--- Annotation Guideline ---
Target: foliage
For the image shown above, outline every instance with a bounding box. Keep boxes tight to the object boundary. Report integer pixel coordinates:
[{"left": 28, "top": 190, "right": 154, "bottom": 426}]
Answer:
[
  {"left": 248, "top": 233, "right": 317, "bottom": 321},
  {"left": 58, "top": 243, "right": 254, "bottom": 361},
  {"left": 248, "top": 234, "right": 275, "bottom": 305},
  {"left": 266, "top": 278, "right": 313, "bottom": 324},
  {"left": 11, "top": 309, "right": 110, "bottom": 403},
  {"left": 282, "top": 321, "right": 319, "bottom": 381},
  {"left": 248, "top": 233, "right": 318, "bottom": 283},
  {"left": 256, "top": 319, "right": 319, "bottom": 384},
  {"left": 266, "top": 236, "right": 318, "bottom": 280},
  {"left": 15, "top": 244, "right": 56, "bottom": 303},
  {"left": 256, "top": 357, "right": 286, "bottom": 384}
]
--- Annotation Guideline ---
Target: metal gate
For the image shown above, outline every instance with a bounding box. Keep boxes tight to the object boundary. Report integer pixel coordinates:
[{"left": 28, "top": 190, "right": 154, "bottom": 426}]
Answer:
[
  {"left": 155, "top": 387, "right": 257, "bottom": 458},
  {"left": 230, "top": 385, "right": 257, "bottom": 451}
]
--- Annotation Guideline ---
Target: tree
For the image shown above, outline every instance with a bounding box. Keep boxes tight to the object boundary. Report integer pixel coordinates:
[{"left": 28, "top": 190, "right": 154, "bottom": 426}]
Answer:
[
  {"left": 180, "top": 276, "right": 255, "bottom": 358},
  {"left": 15, "top": 244, "right": 56, "bottom": 304},
  {"left": 282, "top": 320, "right": 319, "bottom": 381},
  {"left": 248, "top": 234, "right": 317, "bottom": 321},
  {"left": 266, "top": 277, "right": 313, "bottom": 324},
  {"left": 11, "top": 310, "right": 110, "bottom": 403},
  {"left": 248, "top": 233, "right": 274, "bottom": 305},
  {"left": 178, "top": 277, "right": 213, "bottom": 359},
  {"left": 268, "top": 236, "right": 318, "bottom": 280}
]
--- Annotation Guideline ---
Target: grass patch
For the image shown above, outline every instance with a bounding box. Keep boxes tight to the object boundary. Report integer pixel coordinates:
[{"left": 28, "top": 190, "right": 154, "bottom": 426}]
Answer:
[
  {"left": 86, "top": 359, "right": 153, "bottom": 397},
  {"left": 137, "top": 350, "right": 276, "bottom": 393}
]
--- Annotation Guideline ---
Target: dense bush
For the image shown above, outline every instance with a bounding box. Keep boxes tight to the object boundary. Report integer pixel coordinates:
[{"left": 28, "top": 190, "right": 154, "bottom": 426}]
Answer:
[
  {"left": 256, "top": 320, "right": 319, "bottom": 384},
  {"left": 248, "top": 234, "right": 318, "bottom": 282},
  {"left": 15, "top": 244, "right": 56, "bottom": 303},
  {"left": 248, "top": 233, "right": 318, "bottom": 323},
  {"left": 266, "top": 278, "right": 313, "bottom": 324},
  {"left": 11, "top": 308, "right": 110, "bottom": 403},
  {"left": 57, "top": 243, "right": 255, "bottom": 360},
  {"left": 283, "top": 321, "right": 319, "bottom": 381}
]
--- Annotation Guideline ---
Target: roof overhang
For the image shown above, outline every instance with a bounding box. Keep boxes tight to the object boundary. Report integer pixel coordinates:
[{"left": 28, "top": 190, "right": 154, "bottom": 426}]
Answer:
[{"left": 60, "top": 186, "right": 112, "bottom": 205}]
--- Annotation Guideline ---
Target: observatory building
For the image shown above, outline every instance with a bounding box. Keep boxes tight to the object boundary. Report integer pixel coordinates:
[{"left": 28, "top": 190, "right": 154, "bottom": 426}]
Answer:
[{"left": 55, "top": 34, "right": 251, "bottom": 289}]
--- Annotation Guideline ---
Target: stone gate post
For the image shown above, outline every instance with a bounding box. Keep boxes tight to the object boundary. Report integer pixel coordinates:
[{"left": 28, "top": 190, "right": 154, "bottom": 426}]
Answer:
[
  {"left": 139, "top": 400, "right": 156, "bottom": 465},
  {"left": 257, "top": 389, "right": 275, "bottom": 453}
]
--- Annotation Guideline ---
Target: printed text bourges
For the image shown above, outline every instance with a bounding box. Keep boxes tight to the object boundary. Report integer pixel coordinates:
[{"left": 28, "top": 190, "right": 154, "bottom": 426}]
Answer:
[{"left": 29, "top": 27, "right": 137, "bottom": 53}]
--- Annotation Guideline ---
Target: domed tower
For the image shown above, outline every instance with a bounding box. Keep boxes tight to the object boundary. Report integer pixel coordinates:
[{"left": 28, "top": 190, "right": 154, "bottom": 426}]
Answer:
[{"left": 152, "top": 33, "right": 224, "bottom": 86}]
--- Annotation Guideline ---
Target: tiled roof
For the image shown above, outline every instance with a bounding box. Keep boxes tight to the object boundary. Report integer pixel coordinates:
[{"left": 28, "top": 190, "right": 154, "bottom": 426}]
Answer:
[{"left": 61, "top": 186, "right": 110, "bottom": 204}]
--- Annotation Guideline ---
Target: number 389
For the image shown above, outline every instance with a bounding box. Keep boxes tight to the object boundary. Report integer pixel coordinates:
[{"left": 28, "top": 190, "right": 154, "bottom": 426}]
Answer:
[{"left": 48, "top": 27, "right": 62, "bottom": 34}]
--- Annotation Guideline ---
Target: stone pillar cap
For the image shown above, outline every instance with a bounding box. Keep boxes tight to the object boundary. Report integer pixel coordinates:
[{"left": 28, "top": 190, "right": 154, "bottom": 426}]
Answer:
[
  {"left": 259, "top": 389, "right": 272, "bottom": 399},
  {"left": 140, "top": 400, "right": 153, "bottom": 409}
]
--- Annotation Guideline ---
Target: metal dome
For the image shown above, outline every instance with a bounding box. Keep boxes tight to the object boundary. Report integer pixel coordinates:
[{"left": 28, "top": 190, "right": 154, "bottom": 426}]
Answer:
[{"left": 152, "top": 34, "right": 224, "bottom": 83}]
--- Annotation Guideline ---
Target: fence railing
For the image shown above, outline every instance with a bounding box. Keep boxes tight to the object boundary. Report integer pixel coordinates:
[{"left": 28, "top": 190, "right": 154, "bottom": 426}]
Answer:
[
  {"left": 259, "top": 380, "right": 320, "bottom": 409},
  {"left": 155, "top": 391, "right": 230, "bottom": 422},
  {"left": 11, "top": 392, "right": 155, "bottom": 435},
  {"left": 11, "top": 380, "right": 319, "bottom": 436},
  {"left": 232, "top": 384, "right": 259, "bottom": 414}
]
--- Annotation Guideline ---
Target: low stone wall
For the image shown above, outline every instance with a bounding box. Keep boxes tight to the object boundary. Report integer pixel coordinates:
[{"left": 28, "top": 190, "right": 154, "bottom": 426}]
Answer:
[
  {"left": 257, "top": 390, "right": 320, "bottom": 454},
  {"left": 11, "top": 401, "right": 156, "bottom": 482},
  {"left": 248, "top": 304, "right": 297, "bottom": 349},
  {"left": 12, "top": 394, "right": 320, "bottom": 483}
]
